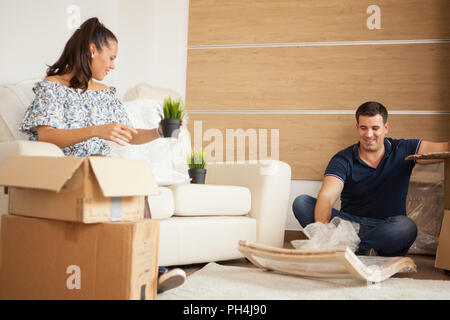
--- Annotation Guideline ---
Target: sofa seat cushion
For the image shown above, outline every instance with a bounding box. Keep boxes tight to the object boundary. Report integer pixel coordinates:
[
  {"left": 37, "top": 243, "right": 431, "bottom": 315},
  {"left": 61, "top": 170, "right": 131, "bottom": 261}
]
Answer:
[
  {"left": 147, "top": 187, "right": 174, "bottom": 219},
  {"left": 158, "top": 216, "right": 256, "bottom": 266},
  {"left": 169, "top": 184, "right": 251, "bottom": 216}
]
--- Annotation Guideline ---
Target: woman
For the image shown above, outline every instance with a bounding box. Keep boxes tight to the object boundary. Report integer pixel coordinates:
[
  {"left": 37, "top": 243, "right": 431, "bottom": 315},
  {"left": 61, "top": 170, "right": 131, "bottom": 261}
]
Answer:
[
  {"left": 19, "top": 17, "right": 185, "bottom": 293},
  {"left": 20, "top": 17, "right": 163, "bottom": 156}
]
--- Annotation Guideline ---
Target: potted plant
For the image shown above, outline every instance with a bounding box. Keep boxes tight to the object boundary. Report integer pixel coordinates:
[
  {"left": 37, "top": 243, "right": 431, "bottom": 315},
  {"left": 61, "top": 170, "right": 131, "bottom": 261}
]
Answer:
[
  {"left": 187, "top": 149, "right": 207, "bottom": 184},
  {"left": 159, "top": 97, "right": 185, "bottom": 138}
]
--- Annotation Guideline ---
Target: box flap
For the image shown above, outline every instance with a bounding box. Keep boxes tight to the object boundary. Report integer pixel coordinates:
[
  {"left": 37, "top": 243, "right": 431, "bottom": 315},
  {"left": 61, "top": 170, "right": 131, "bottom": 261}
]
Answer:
[
  {"left": 0, "top": 156, "right": 85, "bottom": 192},
  {"left": 406, "top": 151, "right": 450, "bottom": 161},
  {"left": 89, "top": 157, "right": 159, "bottom": 197}
]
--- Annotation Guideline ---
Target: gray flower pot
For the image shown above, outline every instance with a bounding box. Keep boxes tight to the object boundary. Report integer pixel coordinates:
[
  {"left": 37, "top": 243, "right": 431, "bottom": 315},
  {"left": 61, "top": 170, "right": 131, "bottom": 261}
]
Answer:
[
  {"left": 161, "top": 119, "right": 181, "bottom": 138},
  {"left": 188, "top": 168, "right": 207, "bottom": 184}
]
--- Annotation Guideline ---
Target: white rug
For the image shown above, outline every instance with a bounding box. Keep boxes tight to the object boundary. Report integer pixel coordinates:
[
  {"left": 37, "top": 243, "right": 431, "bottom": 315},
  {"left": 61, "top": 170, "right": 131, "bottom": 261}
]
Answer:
[{"left": 158, "top": 262, "right": 450, "bottom": 300}]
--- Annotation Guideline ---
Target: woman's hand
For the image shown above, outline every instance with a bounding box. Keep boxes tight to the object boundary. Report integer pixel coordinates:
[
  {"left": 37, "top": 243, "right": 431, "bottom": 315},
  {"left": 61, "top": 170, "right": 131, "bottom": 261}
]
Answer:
[
  {"left": 157, "top": 122, "right": 163, "bottom": 137},
  {"left": 93, "top": 123, "right": 138, "bottom": 146},
  {"left": 156, "top": 119, "right": 183, "bottom": 138}
]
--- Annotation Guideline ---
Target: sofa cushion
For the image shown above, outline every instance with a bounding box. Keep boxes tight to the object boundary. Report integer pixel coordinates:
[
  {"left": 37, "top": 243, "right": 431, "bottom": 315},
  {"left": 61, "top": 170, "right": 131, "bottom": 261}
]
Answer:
[
  {"left": 0, "top": 82, "right": 36, "bottom": 140},
  {"left": 147, "top": 187, "right": 175, "bottom": 219},
  {"left": 0, "top": 116, "right": 14, "bottom": 142},
  {"left": 122, "top": 83, "right": 182, "bottom": 102},
  {"left": 169, "top": 184, "right": 251, "bottom": 216},
  {"left": 158, "top": 216, "right": 256, "bottom": 266}
]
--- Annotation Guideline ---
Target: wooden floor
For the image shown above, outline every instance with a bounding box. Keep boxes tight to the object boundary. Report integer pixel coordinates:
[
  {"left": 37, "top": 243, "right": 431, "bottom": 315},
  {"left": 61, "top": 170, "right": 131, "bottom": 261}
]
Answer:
[{"left": 179, "top": 231, "right": 450, "bottom": 281}]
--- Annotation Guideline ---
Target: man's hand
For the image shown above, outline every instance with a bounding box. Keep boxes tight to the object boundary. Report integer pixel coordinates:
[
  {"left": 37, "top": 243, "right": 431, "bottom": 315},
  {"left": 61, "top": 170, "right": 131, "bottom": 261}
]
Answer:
[{"left": 416, "top": 141, "right": 449, "bottom": 164}]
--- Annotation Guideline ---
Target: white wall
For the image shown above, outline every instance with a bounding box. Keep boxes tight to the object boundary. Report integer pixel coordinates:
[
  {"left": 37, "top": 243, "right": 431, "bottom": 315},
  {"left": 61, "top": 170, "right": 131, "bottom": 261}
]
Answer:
[
  {"left": 287, "top": 180, "right": 321, "bottom": 230},
  {"left": 0, "top": 0, "right": 188, "bottom": 99},
  {"left": 0, "top": 0, "right": 78, "bottom": 82},
  {"left": 287, "top": 180, "right": 344, "bottom": 230},
  {"left": 116, "top": 0, "right": 189, "bottom": 99},
  {"left": 0, "top": 0, "right": 321, "bottom": 231},
  {"left": 0, "top": 0, "right": 119, "bottom": 84}
]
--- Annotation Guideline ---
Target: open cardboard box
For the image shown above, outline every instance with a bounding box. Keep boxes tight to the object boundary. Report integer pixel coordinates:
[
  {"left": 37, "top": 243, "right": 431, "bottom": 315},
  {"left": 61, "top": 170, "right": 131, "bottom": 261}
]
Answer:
[
  {"left": 0, "top": 215, "right": 160, "bottom": 300},
  {"left": 0, "top": 156, "right": 159, "bottom": 223},
  {"left": 406, "top": 152, "right": 450, "bottom": 271}
]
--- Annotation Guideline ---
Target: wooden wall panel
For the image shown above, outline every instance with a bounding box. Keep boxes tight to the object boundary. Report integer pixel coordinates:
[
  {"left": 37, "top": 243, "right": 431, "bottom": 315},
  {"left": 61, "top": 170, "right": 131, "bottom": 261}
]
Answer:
[
  {"left": 186, "top": 43, "right": 450, "bottom": 110},
  {"left": 187, "top": 0, "right": 450, "bottom": 180},
  {"left": 187, "top": 114, "right": 450, "bottom": 180},
  {"left": 188, "top": 0, "right": 450, "bottom": 45}
]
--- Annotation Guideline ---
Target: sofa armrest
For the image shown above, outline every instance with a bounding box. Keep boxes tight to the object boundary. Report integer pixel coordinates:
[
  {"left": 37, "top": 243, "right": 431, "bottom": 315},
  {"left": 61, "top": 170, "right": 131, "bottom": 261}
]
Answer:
[
  {"left": 205, "top": 160, "right": 291, "bottom": 248},
  {"left": 0, "top": 140, "right": 64, "bottom": 163}
]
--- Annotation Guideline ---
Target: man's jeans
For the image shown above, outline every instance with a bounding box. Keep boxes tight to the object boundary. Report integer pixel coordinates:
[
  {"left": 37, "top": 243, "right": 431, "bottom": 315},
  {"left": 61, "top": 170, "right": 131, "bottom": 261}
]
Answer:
[{"left": 292, "top": 195, "right": 418, "bottom": 256}]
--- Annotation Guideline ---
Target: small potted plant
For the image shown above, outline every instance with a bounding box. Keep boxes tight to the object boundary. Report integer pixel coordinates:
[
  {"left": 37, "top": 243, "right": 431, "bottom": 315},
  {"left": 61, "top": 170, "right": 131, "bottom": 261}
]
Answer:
[
  {"left": 159, "top": 97, "right": 185, "bottom": 138},
  {"left": 187, "top": 149, "right": 207, "bottom": 184}
]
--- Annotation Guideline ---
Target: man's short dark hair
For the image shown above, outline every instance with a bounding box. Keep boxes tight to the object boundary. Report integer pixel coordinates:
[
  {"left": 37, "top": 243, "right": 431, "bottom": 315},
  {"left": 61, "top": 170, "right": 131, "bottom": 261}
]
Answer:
[{"left": 356, "top": 101, "right": 388, "bottom": 124}]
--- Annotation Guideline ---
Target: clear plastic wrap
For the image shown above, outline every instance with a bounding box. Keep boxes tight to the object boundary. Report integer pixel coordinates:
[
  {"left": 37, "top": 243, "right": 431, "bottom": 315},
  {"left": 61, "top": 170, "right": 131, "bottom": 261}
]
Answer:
[
  {"left": 257, "top": 255, "right": 416, "bottom": 283},
  {"left": 291, "top": 217, "right": 361, "bottom": 252},
  {"left": 357, "top": 256, "right": 416, "bottom": 281},
  {"left": 406, "top": 162, "right": 445, "bottom": 255},
  {"left": 239, "top": 241, "right": 416, "bottom": 283}
]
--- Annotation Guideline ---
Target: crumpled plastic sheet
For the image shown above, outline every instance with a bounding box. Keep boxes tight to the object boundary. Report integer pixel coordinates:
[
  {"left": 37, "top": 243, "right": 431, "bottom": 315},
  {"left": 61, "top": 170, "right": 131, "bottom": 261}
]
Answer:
[
  {"left": 291, "top": 217, "right": 361, "bottom": 252},
  {"left": 357, "top": 256, "right": 415, "bottom": 273},
  {"left": 407, "top": 162, "right": 445, "bottom": 255},
  {"left": 288, "top": 218, "right": 415, "bottom": 281}
]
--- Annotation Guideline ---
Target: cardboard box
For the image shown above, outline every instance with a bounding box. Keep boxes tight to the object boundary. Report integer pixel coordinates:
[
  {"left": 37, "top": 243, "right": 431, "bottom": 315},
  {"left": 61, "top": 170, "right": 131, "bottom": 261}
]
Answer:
[
  {"left": 0, "top": 215, "right": 159, "bottom": 300},
  {"left": 435, "top": 209, "right": 450, "bottom": 271},
  {"left": 406, "top": 152, "right": 450, "bottom": 270},
  {"left": 0, "top": 156, "right": 159, "bottom": 223}
]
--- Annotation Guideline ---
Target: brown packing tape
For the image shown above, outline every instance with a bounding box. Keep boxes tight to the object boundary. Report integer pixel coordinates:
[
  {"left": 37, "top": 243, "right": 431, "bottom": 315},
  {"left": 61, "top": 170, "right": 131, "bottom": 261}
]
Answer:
[
  {"left": 446, "top": 159, "right": 450, "bottom": 209},
  {"left": 8, "top": 187, "right": 13, "bottom": 213},
  {"left": 135, "top": 245, "right": 154, "bottom": 299},
  {"left": 64, "top": 222, "right": 80, "bottom": 242},
  {"left": 76, "top": 198, "right": 83, "bottom": 221},
  {"left": 135, "top": 221, "right": 159, "bottom": 300}
]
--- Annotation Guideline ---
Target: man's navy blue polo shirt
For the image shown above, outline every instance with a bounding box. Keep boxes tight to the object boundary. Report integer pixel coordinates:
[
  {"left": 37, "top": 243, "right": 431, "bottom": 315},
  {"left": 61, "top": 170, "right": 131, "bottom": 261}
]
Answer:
[{"left": 325, "top": 138, "right": 421, "bottom": 219}]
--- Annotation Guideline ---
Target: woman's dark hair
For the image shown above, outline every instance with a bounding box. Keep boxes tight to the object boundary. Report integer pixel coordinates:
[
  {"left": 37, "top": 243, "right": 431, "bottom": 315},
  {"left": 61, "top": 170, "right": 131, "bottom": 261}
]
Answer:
[
  {"left": 355, "top": 101, "right": 388, "bottom": 124},
  {"left": 46, "top": 17, "right": 117, "bottom": 91}
]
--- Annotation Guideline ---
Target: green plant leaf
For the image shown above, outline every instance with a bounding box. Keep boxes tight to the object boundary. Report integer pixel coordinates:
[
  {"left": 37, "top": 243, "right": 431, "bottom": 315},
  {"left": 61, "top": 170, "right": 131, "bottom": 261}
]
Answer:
[
  {"left": 161, "top": 96, "right": 186, "bottom": 120},
  {"left": 187, "top": 148, "right": 206, "bottom": 169}
]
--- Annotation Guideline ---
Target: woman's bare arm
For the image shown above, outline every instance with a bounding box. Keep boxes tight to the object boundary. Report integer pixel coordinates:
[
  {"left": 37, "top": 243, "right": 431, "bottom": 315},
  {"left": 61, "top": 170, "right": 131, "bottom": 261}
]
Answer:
[
  {"left": 37, "top": 123, "right": 138, "bottom": 148},
  {"left": 129, "top": 128, "right": 161, "bottom": 145}
]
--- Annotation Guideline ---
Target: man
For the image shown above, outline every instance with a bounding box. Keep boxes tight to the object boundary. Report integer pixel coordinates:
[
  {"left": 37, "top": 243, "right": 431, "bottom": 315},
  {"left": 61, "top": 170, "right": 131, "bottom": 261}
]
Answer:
[{"left": 292, "top": 101, "right": 448, "bottom": 256}]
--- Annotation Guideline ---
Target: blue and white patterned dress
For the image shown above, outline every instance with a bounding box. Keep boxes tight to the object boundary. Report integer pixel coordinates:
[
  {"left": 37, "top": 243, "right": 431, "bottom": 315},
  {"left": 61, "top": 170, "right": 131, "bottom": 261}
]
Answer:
[{"left": 20, "top": 80, "right": 131, "bottom": 157}]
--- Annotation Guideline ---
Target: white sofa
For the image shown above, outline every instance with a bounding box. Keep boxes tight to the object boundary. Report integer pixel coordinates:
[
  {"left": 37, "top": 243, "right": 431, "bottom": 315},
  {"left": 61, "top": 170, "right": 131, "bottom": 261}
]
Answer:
[{"left": 0, "top": 81, "right": 291, "bottom": 266}]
